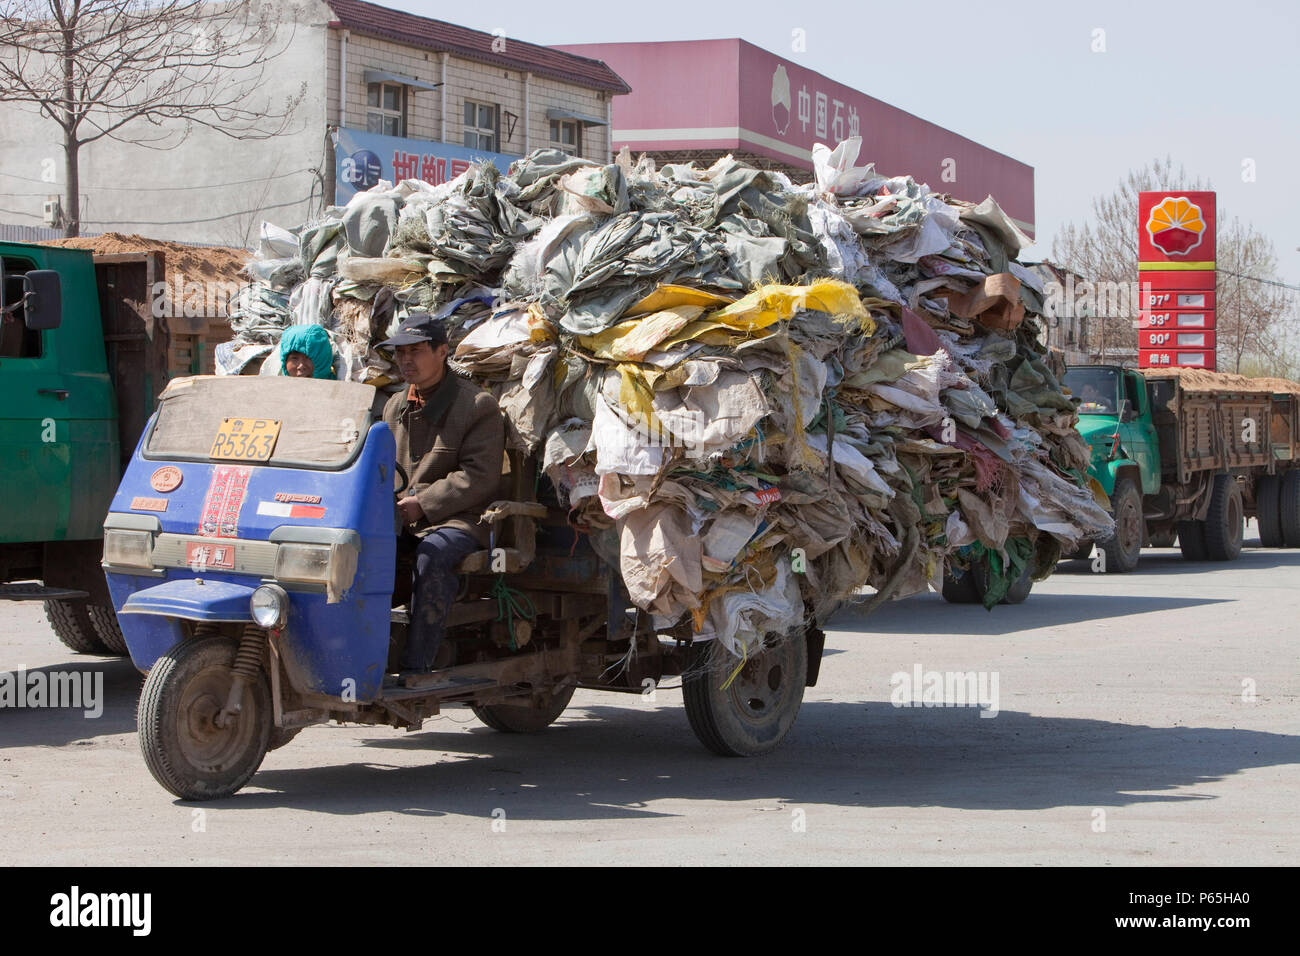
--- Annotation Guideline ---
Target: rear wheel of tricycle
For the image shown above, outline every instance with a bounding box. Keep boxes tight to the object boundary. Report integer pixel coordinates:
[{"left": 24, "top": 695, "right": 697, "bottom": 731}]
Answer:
[
  {"left": 1064, "top": 541, "right": 1093, "bottom": 561},
  {"left": 940, "top": 562, "right": 982, "bottom": 604},
  {"left": 970, "top": 556, "right": 1033, "bottom": 604},
  {"left": 683, "top": 633, "right": 806, "bottom": 757},
  {"left": 472, "top": 684, "right": 575, "bottom": 733},
  {"left": 1000, "top": 563, "right": 1034, "bottom": 604},
  {"left": 138, "top": 635, "right": 271, "bottom": 801}
]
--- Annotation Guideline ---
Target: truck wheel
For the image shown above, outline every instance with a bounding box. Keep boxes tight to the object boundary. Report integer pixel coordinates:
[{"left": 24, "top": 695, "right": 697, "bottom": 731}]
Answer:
[
  {"left": 87, "top": 604, "right": 129, "bottom": 655},
  {"left": 940, "top": 563, "right": 983, "bottom": 604},
  {"left": 1178, "top": 520, "right": 1209, "bottom": 561},
  {"left": 1281, "top": 470, "right": 1300, "bottom": 548},
  {"left": 683, "top": 634, "right": 806, "bottom": 757},
  {"left": 138, "top": 635, "right": 271, "bottom": 801},
  {"left": 1099, "top": 478, "right": 1143, "bottom": 573},
  {"left": 44, "top": 600, "right": 108, "bottom": 655},
  {"left": 1204, "top": 474, "right": 1244, "bottom": 561},
  {"left": 1255, "top": 475, "right": 1284, "bottom": 548},
  {"left": 472, "top": 684, "right": 575, "bottom": 733}
]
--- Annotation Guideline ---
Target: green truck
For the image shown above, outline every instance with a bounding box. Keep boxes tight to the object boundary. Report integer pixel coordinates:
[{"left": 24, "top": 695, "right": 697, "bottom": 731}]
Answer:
[
  {"left": 0, "top": 240, "right": 230, "bottom": 653},
  {"left": 1062, "top": 364, "right": 1300, "bottom": 571}
]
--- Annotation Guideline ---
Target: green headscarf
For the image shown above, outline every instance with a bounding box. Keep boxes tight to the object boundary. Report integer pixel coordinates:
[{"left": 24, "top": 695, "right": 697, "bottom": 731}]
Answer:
[{"left": 278, "top": 324, "right": 335, "bottom": 380}]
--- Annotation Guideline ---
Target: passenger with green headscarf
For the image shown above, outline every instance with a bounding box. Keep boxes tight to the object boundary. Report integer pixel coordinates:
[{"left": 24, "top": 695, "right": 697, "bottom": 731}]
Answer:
[{"left": 278, "top": 324, "right": 335, "bottom": 380}]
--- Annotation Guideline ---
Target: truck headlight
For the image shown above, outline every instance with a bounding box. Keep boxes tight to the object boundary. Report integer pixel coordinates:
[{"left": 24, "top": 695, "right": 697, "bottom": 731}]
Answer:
[
  {"left": 103, "top": 529, "right": 153, "bottom": 570},
  {"left": 250, "top": 584, "right": 288, "bottom": 629},
  {"left": 274, "top": 543, "right": 333, "bottom": 584},
  {"left": 272, "top": 539, "right": 359, "bottom": 604}
]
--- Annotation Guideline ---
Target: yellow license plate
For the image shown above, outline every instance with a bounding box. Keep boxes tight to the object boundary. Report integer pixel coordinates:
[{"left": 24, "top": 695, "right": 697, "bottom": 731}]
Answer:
[{"left": 209, "top": 418, "right": 281, "bottom": 462}]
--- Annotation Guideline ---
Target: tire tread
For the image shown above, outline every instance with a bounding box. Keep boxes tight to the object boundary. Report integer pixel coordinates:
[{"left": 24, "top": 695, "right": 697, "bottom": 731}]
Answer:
[{"left": 44, "top": 600, "right": 106, "bottom": 654}]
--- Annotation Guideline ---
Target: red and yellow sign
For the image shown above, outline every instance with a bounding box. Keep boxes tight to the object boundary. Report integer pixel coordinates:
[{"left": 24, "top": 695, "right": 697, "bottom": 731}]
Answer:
[
  {"left": 1138, "top": 191, "right": 1216, "bottom": 266},
  {"left": 1138, "top": 191, "right": 1216, "bottom": 370}
]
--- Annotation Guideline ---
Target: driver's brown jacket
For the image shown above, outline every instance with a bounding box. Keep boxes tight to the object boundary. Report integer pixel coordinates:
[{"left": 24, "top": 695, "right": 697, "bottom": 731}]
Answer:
[{"left": 382, "top": 371, "right": 505, "bottom": 547}]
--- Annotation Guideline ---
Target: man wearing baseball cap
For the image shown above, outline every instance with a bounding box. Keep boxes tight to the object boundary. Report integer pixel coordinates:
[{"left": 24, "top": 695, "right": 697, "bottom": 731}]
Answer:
[{"left": 379, "top": 313, "right": 505, "bottom": 678}]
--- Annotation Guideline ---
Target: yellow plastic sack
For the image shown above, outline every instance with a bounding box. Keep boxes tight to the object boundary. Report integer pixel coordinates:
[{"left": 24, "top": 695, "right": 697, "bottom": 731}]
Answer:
[
  {"left": 705, "top": 278, "right": 873, "bottom": 333},
  {"left": 624, "top": 284, "right": 735, "bottom": 318},
  {"left": 577, "top": 305, "right": 704, "bottom": 361}
]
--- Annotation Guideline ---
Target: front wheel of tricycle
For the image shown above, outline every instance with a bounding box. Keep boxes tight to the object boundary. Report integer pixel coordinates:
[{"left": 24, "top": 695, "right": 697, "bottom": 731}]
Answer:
[
  {"left": 683, "top": 633, "right": 806, "bottom": 757},
  {"left": 138, "top": 634, "right": 271, "bottom": 801}
]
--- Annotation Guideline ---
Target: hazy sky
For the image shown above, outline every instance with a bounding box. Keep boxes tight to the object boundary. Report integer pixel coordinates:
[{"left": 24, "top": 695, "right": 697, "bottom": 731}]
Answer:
[{"left": 384, "top": 0, "right": 1300, "bottom": 283}]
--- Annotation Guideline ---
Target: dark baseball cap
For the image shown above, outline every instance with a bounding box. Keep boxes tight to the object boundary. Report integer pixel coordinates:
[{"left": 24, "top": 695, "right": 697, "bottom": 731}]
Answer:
[{"left": 378, "top": 313, "right": 449, "bottom": 348}]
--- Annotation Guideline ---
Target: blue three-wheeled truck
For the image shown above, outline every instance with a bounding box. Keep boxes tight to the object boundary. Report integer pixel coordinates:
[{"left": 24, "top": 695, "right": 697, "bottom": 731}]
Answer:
[{"left": 102, "top": 375, "right": 824, "bottom": 799}]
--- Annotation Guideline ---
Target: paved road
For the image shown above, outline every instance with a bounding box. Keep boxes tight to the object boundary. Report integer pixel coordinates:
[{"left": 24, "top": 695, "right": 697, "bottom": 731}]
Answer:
[{"left": 2, "top": 533, "right": 1297, "bottom": 865}]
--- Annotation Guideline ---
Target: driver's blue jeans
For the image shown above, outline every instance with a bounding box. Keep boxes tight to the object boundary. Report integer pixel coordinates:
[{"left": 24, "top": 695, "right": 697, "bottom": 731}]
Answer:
[{"left": 402, "top": 526, "right": 480, "bottom": 672}]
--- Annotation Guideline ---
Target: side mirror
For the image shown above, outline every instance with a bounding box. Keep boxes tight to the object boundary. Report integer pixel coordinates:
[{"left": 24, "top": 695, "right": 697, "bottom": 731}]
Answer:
[{"left": 22, "top": 270, "right": 62, "bottom": 331}]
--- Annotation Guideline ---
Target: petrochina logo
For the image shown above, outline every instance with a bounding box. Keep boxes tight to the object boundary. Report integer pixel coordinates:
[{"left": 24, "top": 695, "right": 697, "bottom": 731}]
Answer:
[
  {"left": 1147, "top": 196, "right": 1206, "bottom": 256},
  {"left": 771, "top": 64, "right": 791, "bottom": 135}
]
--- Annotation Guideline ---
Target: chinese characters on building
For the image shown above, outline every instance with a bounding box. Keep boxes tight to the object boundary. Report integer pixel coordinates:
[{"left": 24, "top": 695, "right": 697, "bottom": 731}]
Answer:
[{"left": 796, "top": 84, "right": 858, "bottom": 141}]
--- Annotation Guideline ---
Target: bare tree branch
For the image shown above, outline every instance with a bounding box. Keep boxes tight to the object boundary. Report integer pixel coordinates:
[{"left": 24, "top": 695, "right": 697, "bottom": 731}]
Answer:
[
  {"left": 0, "top": 0, "right": 305, "bottom": 235},
  {"left": 1051, "top": 158, "right": 1295, "bottom": 374}
]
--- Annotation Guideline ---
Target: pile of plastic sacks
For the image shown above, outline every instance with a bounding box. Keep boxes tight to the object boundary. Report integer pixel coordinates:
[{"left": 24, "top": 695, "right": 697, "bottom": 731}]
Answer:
[{"left": 216, "top": 136, "right": 1113, "bottom": 658}]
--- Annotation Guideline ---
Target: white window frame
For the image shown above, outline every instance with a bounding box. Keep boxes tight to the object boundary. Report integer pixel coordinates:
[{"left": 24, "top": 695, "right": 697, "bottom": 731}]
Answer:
[
  {"left": 549, "top": 118, "right": 580, "bottom": 153},
  {"left": 367, "top": 81, "right": 406, "bottom": 137},
  {"left": 463, "top": 99, "right": 499, "bottom": 152}
]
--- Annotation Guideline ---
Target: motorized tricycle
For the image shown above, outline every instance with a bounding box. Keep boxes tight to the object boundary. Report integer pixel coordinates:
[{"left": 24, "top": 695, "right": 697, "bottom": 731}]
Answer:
[{"left": 103, "top": 375, "right": 825, "bottom": 800}]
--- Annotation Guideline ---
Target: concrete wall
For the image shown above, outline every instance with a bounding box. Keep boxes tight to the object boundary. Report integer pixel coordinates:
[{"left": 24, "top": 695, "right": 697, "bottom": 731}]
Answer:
[
  {"left": 0, "top": 1, "right": 616, "bottom": 247},
  {"left": 0, "top": 0, "right": 332, "bottom": 247}
]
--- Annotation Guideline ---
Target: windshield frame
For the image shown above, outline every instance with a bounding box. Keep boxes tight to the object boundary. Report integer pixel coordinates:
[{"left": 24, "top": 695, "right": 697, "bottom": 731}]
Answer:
[
  {"left": 1065, "top": 366, "right": 1121, "bottom": 417},
  {"left": 139, "top": 376, "right": 378, "bottom": 472}
]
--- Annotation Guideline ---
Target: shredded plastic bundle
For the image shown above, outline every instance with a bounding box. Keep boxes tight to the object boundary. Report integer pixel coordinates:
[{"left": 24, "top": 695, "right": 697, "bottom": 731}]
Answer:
[{"left": 217, "top": 135, "right": 1114, "bottom": 656}]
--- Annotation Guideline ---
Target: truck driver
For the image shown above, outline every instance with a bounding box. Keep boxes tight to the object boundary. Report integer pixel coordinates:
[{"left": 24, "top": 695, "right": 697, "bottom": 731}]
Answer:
[{"left": 379, "top": 314, "right": 506, "bottom": 677}]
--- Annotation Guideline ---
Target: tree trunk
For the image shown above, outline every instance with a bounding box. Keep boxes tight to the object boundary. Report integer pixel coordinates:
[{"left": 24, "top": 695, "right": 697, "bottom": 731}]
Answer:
[
  {"left": 62, "top": 22, "right": 78, "bottom": 237},
  {"left": 63, "top": 130, "right": 79, "bottom": 238}
]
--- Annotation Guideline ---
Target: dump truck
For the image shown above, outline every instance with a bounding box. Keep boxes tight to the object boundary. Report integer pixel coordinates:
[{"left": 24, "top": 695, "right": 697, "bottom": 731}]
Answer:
[
  {"left": 1062, "top": 364, "right": 1300, "bottom": 571},
  {"left": 0, "top": 237, "right": 244, "bottom": 653}
]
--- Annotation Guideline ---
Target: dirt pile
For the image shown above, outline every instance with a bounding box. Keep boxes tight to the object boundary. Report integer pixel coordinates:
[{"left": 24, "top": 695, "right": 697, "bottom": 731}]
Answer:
[{"left": 45, "top": 232, "right": 249, "bottom": 288}]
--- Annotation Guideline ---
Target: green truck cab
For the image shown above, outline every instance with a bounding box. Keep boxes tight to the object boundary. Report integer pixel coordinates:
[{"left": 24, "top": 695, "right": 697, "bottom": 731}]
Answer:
[
  {"left": 1, "top": 240, "right": 201, "bottom": 653},
  {"left": 1063, "top": 363, "right": 1300, "bottom": 572}
]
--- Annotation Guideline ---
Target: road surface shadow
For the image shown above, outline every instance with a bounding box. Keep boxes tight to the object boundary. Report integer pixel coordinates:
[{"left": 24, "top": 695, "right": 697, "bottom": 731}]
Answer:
[
  {"left": 0, "top": 658, "right": 141, "bottom": 746},
  {"left": 834, "top": 593, "right": 1232, "bottom": 635},
  {"left": 211, "top": 700, "right": 1300, "bottom": 818}
]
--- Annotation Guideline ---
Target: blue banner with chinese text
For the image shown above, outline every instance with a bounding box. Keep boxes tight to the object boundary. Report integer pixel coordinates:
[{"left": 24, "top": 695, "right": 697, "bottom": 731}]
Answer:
[{"left": 334, "top": 127, "right": 519, "bottom": 202}]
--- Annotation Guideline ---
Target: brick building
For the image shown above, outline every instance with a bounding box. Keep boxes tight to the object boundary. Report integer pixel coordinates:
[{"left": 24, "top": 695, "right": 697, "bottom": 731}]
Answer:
[{"left": 324, "top": 0, "right": 629, "bottom": 203}]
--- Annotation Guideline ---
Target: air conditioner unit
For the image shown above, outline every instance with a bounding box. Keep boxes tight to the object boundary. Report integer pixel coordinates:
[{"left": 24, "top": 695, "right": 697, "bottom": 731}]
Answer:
[{"left": 43, "top": 197, "right": 61, "bottom": 227}]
